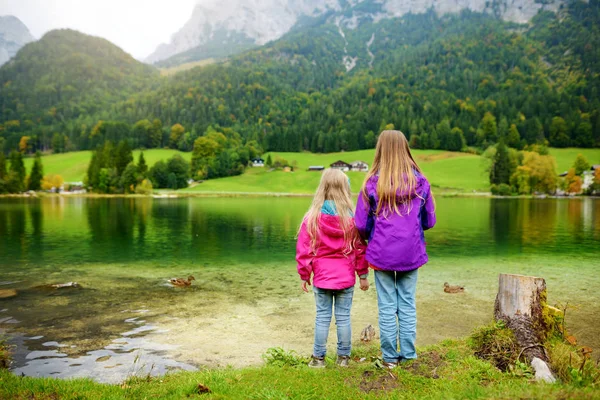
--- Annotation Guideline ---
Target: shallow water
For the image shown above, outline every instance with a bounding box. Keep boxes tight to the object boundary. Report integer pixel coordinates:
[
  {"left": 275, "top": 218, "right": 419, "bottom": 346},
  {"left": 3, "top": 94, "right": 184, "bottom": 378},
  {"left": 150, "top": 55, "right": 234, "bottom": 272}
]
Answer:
[{"left": 0, "top": 196, "right": 599, "bottom": 382}]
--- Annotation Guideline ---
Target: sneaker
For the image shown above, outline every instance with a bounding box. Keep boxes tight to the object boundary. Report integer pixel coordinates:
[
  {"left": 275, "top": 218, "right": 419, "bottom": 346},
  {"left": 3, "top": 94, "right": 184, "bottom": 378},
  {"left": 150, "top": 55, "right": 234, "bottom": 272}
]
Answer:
[
  {"left": 308, "top": 356, "right": 325, "bottom": 368},
  {"left": 336, "top": 356, "right": 350, "bottom": 367},
  {"left": 382, "top": 361, "right": 398, "bottom": 369}
]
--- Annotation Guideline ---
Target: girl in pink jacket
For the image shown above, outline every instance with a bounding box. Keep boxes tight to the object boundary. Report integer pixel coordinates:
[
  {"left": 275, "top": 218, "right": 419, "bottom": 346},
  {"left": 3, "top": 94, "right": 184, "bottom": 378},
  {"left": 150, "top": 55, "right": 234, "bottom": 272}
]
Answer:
[{"left": 296, "top": 168, "right": 369, "bottom": 368}]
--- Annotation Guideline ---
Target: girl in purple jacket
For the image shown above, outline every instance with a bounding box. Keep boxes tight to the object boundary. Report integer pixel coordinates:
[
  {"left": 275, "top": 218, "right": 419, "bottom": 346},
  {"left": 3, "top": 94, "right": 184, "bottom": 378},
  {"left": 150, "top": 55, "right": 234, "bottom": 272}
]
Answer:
[
  {"left": 355, "top": 130, "right": 436, "bottom": 368},
  {"left": 297, "top": 169, "right": 369, "bottom": 368}
]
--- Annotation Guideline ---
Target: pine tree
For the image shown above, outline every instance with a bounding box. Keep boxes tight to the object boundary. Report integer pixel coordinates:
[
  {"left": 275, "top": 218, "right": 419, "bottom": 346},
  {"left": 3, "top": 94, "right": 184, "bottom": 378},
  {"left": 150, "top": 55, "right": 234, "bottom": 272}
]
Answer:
[
  {"left": 115, "top": 140, "right": 133, "bottom": 177},
  {"left": 507, "top": 124, "right": 521, "bottom": 149},
  {"left": 266, "top": 154, "right": 273, "bottom": 167},
  {"left": 490, "top": 140, "right": 511, "bottom": 185},
  {"left": 9, "top": 150, "right": 26, "bottom": 192},
  {"left": 138, "top": 152, "right": 148, "bottom": 179},
  {"left": 28, "top": 151, "right": 44, "bottom": 191},
  {"left": 0, "top": 152, "right": 6, "bottom": 180},
  {"left": 87, "top": 150, "right": 100, "bottom": 189}
]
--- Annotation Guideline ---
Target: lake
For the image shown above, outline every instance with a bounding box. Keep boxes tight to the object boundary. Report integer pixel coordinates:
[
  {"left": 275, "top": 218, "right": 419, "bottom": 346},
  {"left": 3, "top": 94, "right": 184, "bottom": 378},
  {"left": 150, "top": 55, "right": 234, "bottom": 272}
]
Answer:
[{"left": 0, "top": 196, "right": 599, "bottom": 383}]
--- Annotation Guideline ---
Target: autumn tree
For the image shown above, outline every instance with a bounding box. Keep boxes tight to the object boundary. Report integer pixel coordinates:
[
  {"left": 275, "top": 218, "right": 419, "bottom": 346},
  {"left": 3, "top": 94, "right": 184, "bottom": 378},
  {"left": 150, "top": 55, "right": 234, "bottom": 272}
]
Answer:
[
  {"left": 520, "top": 151, "right": 558, "bottom": 194},
  {"left": 169, "top": 124, "right": 185, "bottom": 149},
  {"left": 510, "top": 165, "right": 532, "bottom": 194},
  {"left": 41, "top": 174, "right": 64, "bottom": 191},
  {"left": 19, "top": 136, "right": 31, "bottom": 153},
  {"left": 564, "top": 168, "right": 582, "bottom": 194}
]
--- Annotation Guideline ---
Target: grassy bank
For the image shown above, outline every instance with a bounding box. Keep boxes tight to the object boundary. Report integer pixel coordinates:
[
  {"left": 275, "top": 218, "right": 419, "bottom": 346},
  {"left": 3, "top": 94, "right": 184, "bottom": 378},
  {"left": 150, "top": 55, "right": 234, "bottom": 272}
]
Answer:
[
  {"left": 1, "top": 338, "right": 597, "bottom": 399},
  {"left": 23, "top": 148, "right": 599, "bottom": 195}
]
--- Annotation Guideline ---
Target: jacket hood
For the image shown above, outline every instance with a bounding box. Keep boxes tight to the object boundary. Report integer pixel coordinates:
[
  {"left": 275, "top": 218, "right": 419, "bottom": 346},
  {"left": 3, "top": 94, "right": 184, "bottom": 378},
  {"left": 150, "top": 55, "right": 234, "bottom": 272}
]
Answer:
[{"left": 318, "top": 214, "right": 347, "bottom": 238}]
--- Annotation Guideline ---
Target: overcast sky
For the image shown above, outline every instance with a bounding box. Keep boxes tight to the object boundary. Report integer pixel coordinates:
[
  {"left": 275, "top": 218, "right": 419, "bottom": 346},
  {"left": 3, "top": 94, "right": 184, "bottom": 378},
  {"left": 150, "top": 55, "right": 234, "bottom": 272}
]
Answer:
[{"left": 0, "top": 0, "right": 199, "bottom": 60}]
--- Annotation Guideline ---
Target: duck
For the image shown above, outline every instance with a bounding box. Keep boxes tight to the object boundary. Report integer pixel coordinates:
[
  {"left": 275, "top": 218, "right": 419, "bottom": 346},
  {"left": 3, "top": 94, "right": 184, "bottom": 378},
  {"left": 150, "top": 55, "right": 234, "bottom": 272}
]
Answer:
[
  {"left": 360, "top": 324, "right": 376, "bottom": 342},
  {"left": 443, "top": 282, "right": 464, "bottom": 293},
  {"left": 169, "top": 275, "right": 195, "bottom": 287}
]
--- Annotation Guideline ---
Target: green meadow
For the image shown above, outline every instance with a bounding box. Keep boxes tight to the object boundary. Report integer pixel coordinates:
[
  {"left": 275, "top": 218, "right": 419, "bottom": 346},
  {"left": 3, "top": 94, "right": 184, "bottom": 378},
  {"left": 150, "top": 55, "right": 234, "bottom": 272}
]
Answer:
[
  {"left": 1, "top": 339, "right": 598, "bottom": 400},
  {"left": 21, "top": 147, "right": 600, "bottom": 194},
  {"left": 23, "top": 150, "right": 192, "bottom": 183}
]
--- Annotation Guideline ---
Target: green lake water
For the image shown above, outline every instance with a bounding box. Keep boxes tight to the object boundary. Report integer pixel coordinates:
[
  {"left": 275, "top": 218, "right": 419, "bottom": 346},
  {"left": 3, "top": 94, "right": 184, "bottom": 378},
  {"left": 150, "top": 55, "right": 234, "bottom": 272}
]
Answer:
[{"left": 0, "top": 196, "right": 599, "bottom": 382}]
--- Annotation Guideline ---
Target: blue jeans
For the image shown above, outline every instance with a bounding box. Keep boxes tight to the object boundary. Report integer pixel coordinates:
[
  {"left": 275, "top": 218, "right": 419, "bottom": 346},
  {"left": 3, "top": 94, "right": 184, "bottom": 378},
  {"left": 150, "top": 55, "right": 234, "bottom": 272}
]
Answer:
[
  {"left": 312, "top": 286, "right": 354, "bottom": 358},
  {"left": 374, "top": 269, "right": 418, "bottom": 363}
]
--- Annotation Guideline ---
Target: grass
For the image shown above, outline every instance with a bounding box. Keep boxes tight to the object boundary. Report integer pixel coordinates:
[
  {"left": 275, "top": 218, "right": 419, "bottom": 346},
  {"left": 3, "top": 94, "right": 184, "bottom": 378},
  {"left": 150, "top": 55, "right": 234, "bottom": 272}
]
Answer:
[
  {"left": 549, "top": 148, "right": 600, "bottom": 173},
  {"left": 21, "top": 147, "right": 600, "bottom": 193},
  {"left": 23, "top": 149, "right": 191, "bottom": 182},
  {"left": 1, "top": 338, "right": 598, "bottom": 399},
  {"left": 185, "top": 149, "right": 491, "bottom": 194}
]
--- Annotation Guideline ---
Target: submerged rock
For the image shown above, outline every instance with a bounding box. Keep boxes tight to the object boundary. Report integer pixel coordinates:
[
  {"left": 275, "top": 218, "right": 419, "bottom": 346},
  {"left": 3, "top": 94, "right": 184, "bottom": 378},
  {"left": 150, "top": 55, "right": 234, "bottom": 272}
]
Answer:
[
  {"left": 35, "top": 282, "right": 82, "bottom": 290},
  {"left": 0, "top": 289, "right": 17, "bottom": 299}
]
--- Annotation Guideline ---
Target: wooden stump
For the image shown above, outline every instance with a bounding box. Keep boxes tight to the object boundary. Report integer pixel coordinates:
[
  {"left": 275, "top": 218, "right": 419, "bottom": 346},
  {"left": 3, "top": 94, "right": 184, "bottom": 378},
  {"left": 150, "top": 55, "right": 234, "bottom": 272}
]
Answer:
[{"left": 494, "top": 274, "right": 555, "bottom": 383}]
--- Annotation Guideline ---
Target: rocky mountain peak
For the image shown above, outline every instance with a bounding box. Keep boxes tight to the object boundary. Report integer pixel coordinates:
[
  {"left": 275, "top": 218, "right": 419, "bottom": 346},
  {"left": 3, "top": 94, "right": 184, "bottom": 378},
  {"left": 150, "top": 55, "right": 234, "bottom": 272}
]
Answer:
[
  {"left": 145, "top": 0, "right": 563, "bottom": 65},
  {"left": 0, "top": 15, "right": 35, "bottom": 66}
]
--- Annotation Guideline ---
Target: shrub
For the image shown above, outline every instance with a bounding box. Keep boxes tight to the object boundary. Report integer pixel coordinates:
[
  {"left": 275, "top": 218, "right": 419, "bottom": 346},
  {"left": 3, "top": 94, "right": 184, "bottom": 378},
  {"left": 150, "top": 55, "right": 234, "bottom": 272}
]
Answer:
[
  {"left": 469, "top": 321, "right": 519, "bottom": 372},
  {"left": 490, "top": 184, "right": 512, "bottom": 196},
  {"left": 135, "top": 179, "right": 153, "bottom": 195},
  {"left": 262, "top": 347, "right": 308, "bottom": 367},
  {"left": 497, "top": 183, "right": 512, "bottom": 196}
]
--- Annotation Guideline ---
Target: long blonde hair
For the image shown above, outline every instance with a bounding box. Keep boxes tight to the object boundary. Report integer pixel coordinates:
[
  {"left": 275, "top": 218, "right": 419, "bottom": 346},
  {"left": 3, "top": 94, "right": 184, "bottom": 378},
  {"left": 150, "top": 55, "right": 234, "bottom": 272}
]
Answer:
[
  {"left": 302, "top": 168, "right": 355, "bottom": 252},
  {"left": 362, "top": 130, "right": 423, "bottom": 217}
]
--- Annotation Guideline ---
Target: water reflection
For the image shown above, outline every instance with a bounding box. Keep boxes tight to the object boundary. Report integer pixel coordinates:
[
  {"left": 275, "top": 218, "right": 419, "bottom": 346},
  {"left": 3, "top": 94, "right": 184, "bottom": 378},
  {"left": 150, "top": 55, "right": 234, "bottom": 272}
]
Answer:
[{"left": 0, "top": 197, "right": 599, "bottom": 267}]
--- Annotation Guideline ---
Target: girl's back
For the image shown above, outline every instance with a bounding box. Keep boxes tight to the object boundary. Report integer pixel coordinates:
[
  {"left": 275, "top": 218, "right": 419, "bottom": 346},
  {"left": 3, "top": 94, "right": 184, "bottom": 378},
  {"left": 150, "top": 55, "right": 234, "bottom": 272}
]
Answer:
[
  {"left": 355, "top": 130, "right": 436, "bottom": 272},
  {"left": 356, "top": 171, "right": 435, "bottom": 271}
]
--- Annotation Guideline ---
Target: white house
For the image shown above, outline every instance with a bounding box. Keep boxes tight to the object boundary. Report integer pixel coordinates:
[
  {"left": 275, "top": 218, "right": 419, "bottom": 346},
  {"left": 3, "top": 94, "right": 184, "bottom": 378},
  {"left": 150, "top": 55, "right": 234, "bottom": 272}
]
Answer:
[
  {"left": 251, "top": 158, "right": 265, "bottom": 167},
  {"left": 330, "top": 160, "right": 351, "bottom": 171},
  {"left": 350, "top": 161, "right": 369, "bottom": 172}
]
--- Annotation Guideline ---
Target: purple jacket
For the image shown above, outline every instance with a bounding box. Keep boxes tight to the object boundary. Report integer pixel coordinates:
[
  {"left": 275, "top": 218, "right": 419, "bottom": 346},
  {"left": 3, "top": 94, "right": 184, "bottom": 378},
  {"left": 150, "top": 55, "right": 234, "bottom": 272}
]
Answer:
[{"left": 355, "top": 172, "right": 436, "bottom": 272}]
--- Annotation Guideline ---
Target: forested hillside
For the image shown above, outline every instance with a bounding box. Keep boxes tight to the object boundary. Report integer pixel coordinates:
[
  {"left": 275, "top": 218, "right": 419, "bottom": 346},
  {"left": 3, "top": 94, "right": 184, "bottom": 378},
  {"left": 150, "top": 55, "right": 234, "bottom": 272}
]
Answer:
[
  {"left": 0, "top": 30, "right": 158, "bottom": 151},
  {"left": 0, "top": 0, "right": 598, "bottom": 156}
]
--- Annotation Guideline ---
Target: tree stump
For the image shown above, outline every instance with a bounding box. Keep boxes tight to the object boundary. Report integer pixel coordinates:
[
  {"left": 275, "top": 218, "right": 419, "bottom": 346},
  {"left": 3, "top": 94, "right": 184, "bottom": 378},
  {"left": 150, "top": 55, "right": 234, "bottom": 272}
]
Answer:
[{"left": 494, "top": 274, "right": 556, "bottom": 383}]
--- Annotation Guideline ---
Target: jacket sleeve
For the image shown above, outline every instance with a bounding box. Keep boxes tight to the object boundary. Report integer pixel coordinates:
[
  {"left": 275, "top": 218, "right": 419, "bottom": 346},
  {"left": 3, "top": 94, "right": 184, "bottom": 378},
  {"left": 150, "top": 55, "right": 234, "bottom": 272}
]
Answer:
[
  {"left": 355, "top": 192, "right": 374, "bottom": 240},
  {"left": 296, "top": 220, "right": 314, "bottom": 281},
  {"left": 353, "top": 234, "right": 369, "bottom": 277},
  {"left": 421, "top": 183, "right": 436, "bottom": 231}
]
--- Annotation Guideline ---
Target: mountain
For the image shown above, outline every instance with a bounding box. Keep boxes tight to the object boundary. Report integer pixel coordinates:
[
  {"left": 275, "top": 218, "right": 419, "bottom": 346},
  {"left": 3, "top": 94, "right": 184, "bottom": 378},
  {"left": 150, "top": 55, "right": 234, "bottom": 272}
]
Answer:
[
  {"left": 146, "top": 0, "right": 564, "bottom": 66},
  {"left": 0, "top": 29, "right": 158, "bottom": 150},
  {"left": 0, "top": 16, "right": 35, "bottom": 66},
  {"left": 0, "top": 1, "right": 598, "bottom": 157}
]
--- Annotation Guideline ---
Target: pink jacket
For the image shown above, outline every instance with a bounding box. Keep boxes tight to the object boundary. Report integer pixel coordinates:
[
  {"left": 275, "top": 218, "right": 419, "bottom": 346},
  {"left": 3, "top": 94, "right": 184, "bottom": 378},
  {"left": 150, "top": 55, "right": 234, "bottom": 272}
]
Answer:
[{"left": 296, "top": 214, "right": 369, "bottom": 290}]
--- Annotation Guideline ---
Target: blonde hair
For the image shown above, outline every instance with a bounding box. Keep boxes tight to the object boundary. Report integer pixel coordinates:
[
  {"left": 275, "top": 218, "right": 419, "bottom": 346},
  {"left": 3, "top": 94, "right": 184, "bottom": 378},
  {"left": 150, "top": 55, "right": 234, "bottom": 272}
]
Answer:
[
  {"left": 362, "top": 130, "right": 423, "bottom": 217},
  {"left": 302, "top": 168, "right": 355, "bottom": 253}
]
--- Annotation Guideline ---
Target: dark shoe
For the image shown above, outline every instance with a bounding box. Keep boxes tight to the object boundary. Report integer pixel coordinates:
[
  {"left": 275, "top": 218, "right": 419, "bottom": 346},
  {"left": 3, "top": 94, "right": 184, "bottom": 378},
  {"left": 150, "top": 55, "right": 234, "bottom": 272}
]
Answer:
[
  {"left": 308, "top": 356, "right": 325, "bottom": 368},
  {"left": 336, "top": 355, "right": 350, "bottom": 367}
]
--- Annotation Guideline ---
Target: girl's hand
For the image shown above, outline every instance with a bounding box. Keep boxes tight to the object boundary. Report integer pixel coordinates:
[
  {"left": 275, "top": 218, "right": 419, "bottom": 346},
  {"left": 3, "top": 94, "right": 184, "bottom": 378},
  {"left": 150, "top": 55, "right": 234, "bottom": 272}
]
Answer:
[
  {"left": 302, "top": 279, "right": 311, "bottom": 293},
  {"left": 359, "top": 278, "right": 369, "bottom": 291}
]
